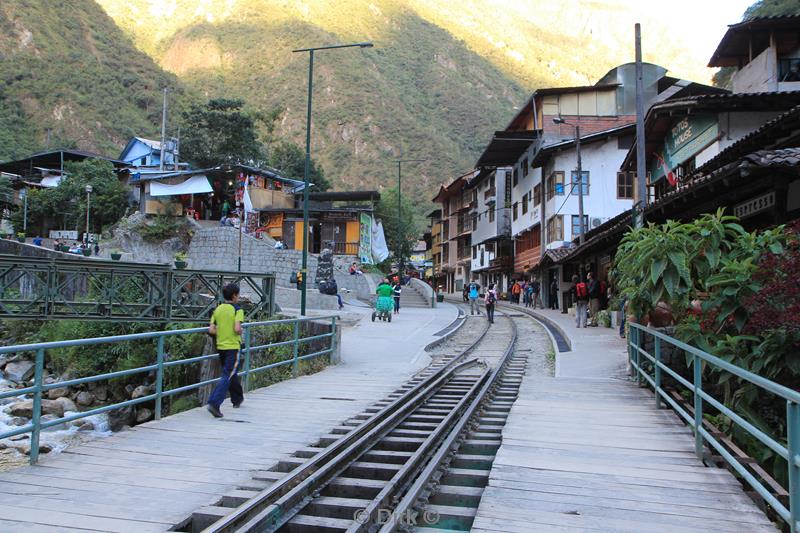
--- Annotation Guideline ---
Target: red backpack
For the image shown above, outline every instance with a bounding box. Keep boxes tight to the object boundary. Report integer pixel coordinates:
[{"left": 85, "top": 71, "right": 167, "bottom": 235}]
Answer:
[{"left": 575, "top": 282, "right": 588, "bottom": 299}]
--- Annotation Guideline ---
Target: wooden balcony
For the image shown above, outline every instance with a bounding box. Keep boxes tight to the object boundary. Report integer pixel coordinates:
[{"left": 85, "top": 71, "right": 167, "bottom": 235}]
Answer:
[{"left": 330, "top": 242, "right": 360, "bottom": 255}]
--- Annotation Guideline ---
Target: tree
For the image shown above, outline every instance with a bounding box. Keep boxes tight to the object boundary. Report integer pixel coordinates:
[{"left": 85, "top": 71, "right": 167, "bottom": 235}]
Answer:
[
  {"left": 10, "top": 159, "right": 129, "bottom": 236},
  {"left": 375, "top": 186, "right": 421, "bottom": 268},
  {"left": 268, "top": 141, "right": 331, "bottom": 192},
  {"left": 744, "top": 0, "right": 800, "bottom": 18},
  {"left": 180, "top": 99, "right": 271, "bottom": 168}
]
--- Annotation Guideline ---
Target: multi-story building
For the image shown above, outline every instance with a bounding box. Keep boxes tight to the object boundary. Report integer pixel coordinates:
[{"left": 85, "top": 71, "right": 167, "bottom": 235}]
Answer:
[
  {"left": 467, "top": 167, "right": 513, "bottom": 292},
  {"left": 431, "top": 172, "right": 473, "bottom": 293}
]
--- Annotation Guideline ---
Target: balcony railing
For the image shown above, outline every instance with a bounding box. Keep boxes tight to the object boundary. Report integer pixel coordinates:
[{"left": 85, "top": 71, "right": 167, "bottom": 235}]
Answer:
[
  {"left": 484, "top": 187, "right": 496, "bottom": 199},
  {"left": 330, "top": 242, "right": 360, "bottom": 256}
]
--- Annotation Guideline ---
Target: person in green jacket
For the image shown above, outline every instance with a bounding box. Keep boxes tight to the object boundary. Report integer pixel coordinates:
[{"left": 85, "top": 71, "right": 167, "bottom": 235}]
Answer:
[{"left": 374, "top": 278, "right": 395, "bottom": 321}]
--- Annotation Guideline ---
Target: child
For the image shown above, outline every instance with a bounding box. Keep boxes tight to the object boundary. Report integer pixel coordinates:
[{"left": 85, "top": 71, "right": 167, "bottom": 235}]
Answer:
[{"left": 206, "top": 283, "right": 245, "bottom": 418}]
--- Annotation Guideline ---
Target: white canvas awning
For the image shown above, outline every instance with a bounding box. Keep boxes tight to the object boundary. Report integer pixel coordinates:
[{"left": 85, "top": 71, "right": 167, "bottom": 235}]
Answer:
[
  {"left": 40, "top": 176, "right": 62, "bottom": 188},
  {"left": 149, "top": 175, "right": 212, "bottom": 197}
]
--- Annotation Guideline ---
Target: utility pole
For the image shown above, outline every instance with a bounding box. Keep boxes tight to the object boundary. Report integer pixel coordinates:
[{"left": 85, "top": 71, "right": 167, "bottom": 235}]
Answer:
[
  {"left": 174, "top": 126, "right": 181, "bottom": 171},
  {"left": 159, "top": 87, "right": 168, "bottom": 172},
  {"left": 635, "top": 23, "right": 647, "bottom": 228}
]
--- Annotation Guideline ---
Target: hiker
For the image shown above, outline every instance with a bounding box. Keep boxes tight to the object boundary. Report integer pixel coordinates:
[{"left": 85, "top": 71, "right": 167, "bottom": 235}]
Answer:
[
  {"left": 484, "top": 283, "right": 497, "bottom": 324},
  {"left": 571, "top": 275, "right": 589, "bottom": 328},
  {"left": 206, "top": 283, "right": 245, "bottom": 418},
  {"left": 511, "top": 280, "right": 521, "bottom": 304},
  {"left": 393, "top": 279, "right": 402, "bottom": 314},
  {"left": 587, "top": 272, "right": 601, "bottom": 326},
  {"left": 529, "top": 278, "right": 540, "bottom": 309},
  {"left": 467, "top": 278, "right": 481, "bottom": 315}
]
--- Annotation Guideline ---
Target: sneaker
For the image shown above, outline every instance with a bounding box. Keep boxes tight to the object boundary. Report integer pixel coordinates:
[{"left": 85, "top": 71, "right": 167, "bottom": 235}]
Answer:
[
  {"left": 233, "top": 399, "right": 243, "bottom": 408},
  {"left": 207, "top": 404, "right": 223, "bottom": 418}
]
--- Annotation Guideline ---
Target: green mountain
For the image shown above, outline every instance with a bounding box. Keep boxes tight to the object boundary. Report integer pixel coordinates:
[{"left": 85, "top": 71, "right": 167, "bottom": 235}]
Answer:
[{"left": 0, "top": 0, "right": 192, "bottom": 161}]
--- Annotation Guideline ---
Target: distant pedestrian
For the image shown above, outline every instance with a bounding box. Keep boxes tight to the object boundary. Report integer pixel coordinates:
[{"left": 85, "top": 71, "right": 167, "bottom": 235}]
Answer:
[
  {"left": 511, "top": 281, "right": 521, "bottom": 304},
  {"left": 619, "top": 297, "right": 627, "bottom": 338},
  {"left": 32, "top": 236, "right": 43, "bottom": 247},
  {"left": 393, "top": 280, "right": 402, "bottom": 314},
  {"left": 93, "top": 241, "right": 100, "bottom": 256},
  {"left": 485, "top": 283, "right": 497, "bottom": 324},
  {"left": 54, "top": 239, "right": 61, "bottom": 251},
  {"left": 206, "top": 283, "right": 245, "bottom": 418},
  {"left": 549, "top": 278, "right": 559, "bottom": 310},
  {"left": 467, "top": 279, "right": 481, "bottom": 315},
  {"left": 530, "top": 278, "right": 542, "bottom": 309},
  {"left": 587, "top": 272, "right": 600, "bottom": 327},
  {"left": 349, "top": 262, "right": 363, "bottom": 275},
  {"left": 571, "top": 275, "right": 589, "bottom": 328},
  {"left": 222, "top": 200, "right": 230, "bottom": 217}
]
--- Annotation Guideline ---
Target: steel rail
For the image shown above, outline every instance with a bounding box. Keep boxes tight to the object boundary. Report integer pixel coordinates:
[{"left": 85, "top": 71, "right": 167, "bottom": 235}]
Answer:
[
  {"left": 202, "top": 310, "right": 497, "bottom": 533},
  {"left": 377, "top": 314, "right": 519, "bottom": 532}
]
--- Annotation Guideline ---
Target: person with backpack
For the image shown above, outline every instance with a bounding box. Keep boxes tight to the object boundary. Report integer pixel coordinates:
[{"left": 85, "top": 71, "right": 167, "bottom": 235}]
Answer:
[
  {"left": 467, "top": 279, "right": 481, "bottom": 315},
  {"left": 206, "top": 283, "right": 245, "bottom": 418},
  {"left": 549, "top": 278, "right": 559, "bottom": 309},
  {"left": 530, "top": 278, "right": 541, "bottom": 309},
  {"left": 587, "top": 272, "right": 601, "bottom": 327},
  {"left": 511, "top": 281, "right": 522, "bottom": 304},
  {"left": 393, "top": 280, "right": 402, "bottom": 314},
  {"left": 571, "top": 275, "right": 589, "bottom": 328},
  {"left": 485, "top": 283, "right": 497, "bottom": 324}
]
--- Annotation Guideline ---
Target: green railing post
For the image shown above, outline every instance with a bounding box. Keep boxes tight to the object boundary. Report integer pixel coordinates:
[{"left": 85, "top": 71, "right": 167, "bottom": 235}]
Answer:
[
  {"left": 635, "top": 328, "right": 643, "bottom": 386},
  {"left": 154, "top": 336, "right": 165, "bottom": 420},
  {"left": 292, "top": 320, "right": 300, "bottom": 378},
  {"left": 693, "top": 353, "right": 704, "bottom": 460},
  {"left": 330, "top": 316, "right": 338, "bottom": 363},
  {"left": 243, "top": 327, "right": 252, "bottom": 392},
  {"left": 654, "top": 336, "right": 662, "bottom": 409},
  {"left": 29, "top": 348, "right": 45, "bottom": 464},
  {"left": 788, "top": 401, "right": 800, "bottom": 533}
]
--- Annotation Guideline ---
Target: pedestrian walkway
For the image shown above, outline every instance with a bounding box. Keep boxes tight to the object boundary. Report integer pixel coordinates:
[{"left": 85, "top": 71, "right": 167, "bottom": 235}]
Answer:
[
  {"left": 0, "top": 304, "right": 459, "bottom": 532},
  {"left": 472, "top": 306, "right": 775, "bottom": 532}
]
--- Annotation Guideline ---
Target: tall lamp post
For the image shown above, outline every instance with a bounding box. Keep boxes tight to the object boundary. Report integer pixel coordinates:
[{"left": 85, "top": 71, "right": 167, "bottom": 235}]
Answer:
[
  {"left": 293, "top": 41, "right": 373, "bottom": 316},
  {"left": 84, "top": 184, "right": 93, "bottom": 245},
  {"left": 394, "top": 158, "right": 425, "bottom": 275},
  {"left": 552, "top": 117, "right": 585, "bottom": 246}
]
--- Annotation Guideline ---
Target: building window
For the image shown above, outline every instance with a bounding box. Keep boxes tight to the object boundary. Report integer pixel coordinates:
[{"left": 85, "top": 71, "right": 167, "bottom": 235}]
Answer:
[
  {"left": 522, "top": 157, "right": 529, "bottom": 177},
  {"left": 522, "top": 192, "right": 529, "bottom": 215},
  {"left": 516, "top": 228, "right": 541, "bottom": 253},
  {"left": 485, "top": 242, "right": 495, "bottom": 254},
  {"left": 617, "top": 171, "right": 634, "bottom": 199},
  {"left": 513, "top": 167, "right": 519, "bottom": 187},
  {"left": 546, "top": 215, "right": 564, "bottom": 243},
  {"left": 571, "top": 171, "right": 589, "bottom": 195},
  {"left": 571, "top": 215, "right": 588, "bottom": 238},
  {"left": 547, "top": 171, "right": 565, "bottom": 200},
  {"left": 488, "top": 205, "right": 495, "bottom": 223},
  {"left": 512, "top": 202, "right": 518, "bottom": 221},
  {"left": 533, "top": 184, "right": 541, "bottom": 207},
  {"left": 472, "top": 245, "right": 477, "bottom": 259}
]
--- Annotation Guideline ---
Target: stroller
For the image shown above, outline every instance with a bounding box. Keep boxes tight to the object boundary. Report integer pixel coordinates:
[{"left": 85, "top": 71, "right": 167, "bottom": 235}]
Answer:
[{"left": 371, "top": 294, "right": 393, "bottom": 322}]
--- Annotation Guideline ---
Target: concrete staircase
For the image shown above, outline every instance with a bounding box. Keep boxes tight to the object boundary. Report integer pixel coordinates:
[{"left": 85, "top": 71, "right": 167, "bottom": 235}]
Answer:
[{"left": 399, "top": 282, "right": 430, "bottom": 308}]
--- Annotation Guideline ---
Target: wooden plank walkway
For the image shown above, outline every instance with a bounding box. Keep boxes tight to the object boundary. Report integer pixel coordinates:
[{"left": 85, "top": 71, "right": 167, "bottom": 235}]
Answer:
[
  {"left": 0, "top": 304, "right": 459, "bottom": 532},
  {"left": 471, "top": 374, "right": 776, "bottom": 532}
]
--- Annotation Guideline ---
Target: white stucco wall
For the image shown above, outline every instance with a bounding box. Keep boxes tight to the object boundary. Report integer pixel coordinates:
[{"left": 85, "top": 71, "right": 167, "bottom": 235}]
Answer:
[{"left": 732, "top": 46, "right": 778, "bottom": 93}]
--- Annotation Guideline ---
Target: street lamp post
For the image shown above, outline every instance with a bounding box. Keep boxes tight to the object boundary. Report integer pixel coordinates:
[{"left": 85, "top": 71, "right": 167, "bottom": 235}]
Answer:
[
  {"left": 19, "top": 189, "right": 27, "bottom": 234},
  {"left": 394, "top": 158, "right": 425, "bottom": 275},
  {"left": 293, "top": 41, "right": 373, "bottom": 316},
  {"left": 553, "top": 118, "right": 585, "bottom": 246},
  {"left": 84, "top": 184, "right": 93, "bottom": 245}
]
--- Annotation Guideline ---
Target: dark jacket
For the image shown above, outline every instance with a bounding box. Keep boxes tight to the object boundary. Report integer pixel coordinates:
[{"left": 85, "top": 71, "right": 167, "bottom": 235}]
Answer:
[{"left": 587, "top": 279, "right": 600, "bottom": 299}]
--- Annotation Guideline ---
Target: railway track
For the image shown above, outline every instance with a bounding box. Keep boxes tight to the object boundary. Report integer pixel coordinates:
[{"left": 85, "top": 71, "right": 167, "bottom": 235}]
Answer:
[{"left": 182, "top": 308, "right": 534, "bottom": 533}]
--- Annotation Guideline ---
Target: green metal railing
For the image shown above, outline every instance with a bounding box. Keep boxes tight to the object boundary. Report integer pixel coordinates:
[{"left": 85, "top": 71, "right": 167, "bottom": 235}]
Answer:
[
  {"left": 628, "top": 323, "right": 800, "bottom": 531},
  {"left": 0, "top": 254, "right": 276, "bottom": 322},
  {"left": 0, "top": 315, "right": 338, "bottom": 465}
]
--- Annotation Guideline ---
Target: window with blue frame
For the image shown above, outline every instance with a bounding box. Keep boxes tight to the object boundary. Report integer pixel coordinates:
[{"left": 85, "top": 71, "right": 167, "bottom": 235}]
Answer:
[
  {"left": 570, "top": 171, "right": 590, "bottom": 195},
  {"left": 571, "top": 215, "right": 588, "bottom": 238}
]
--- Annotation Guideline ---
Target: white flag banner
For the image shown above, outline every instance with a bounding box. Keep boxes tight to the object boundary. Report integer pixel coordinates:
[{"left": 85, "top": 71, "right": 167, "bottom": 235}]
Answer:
[{"left": 371, "top": 217, "right": 389, "bottom": 263}]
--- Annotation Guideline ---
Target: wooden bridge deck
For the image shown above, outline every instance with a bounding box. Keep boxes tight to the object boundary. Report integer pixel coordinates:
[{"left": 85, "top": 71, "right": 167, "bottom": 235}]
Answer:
[{"left": 471, "top": 374, "right": 775, "bottom": 532}]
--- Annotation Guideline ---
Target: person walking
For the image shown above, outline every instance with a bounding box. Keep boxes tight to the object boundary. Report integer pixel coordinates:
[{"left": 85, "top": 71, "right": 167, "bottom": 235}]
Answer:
[
  {"left": 587, "top": 272, "right": 601, "bottom": 327},
  {"left": 511, "top": 281, "right": 521, "bottom": 304},
  {"left": 530, "top": 278, "right": 542, "bottom": 309},
  {"left": 549, "top": 278, "right": 559, "bottom": 310},
  {"left": 570, "top": 275, "right": 589, "bottom": 328},
  {"left": 485, "top": 283, "right": 497, "bottom": 324},
  {"left": 393, "top": 280, "right": 402, "bottom": 314},
  {"left": 467, "top": 279, "right": 481, "bottom": 315},
  {"left": 206, "top": 283, "right": 245, "bottom": 418}
]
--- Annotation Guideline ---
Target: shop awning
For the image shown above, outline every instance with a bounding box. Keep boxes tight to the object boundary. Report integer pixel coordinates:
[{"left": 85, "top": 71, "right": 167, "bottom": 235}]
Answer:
[{"left": 149, "top": 175, "right": 212, "bottom": 197}]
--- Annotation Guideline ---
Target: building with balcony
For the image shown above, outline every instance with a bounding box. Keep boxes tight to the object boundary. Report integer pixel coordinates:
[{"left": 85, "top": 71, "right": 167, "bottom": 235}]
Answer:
[
  {"left": 432, "top": 171, "right": 473, "bottom": 293},
  {"left": 467, "top": 167, "right": 513, "bottom": 292}
]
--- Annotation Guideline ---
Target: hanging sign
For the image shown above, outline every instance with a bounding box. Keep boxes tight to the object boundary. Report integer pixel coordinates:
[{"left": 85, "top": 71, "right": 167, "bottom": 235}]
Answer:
[{"left": 649, "top": 114, "right": 718, "bottom": 183}]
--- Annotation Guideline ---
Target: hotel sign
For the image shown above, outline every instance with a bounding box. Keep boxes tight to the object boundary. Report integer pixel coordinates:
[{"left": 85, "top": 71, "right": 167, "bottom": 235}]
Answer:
[{"left": 650, "top": 115, "right": 718, "bottom": 182}]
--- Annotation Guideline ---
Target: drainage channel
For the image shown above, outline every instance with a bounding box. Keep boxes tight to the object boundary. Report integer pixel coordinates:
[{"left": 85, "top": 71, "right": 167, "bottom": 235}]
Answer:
[{"left": 173, "top": 311, "right": 511, "bottom": 533}]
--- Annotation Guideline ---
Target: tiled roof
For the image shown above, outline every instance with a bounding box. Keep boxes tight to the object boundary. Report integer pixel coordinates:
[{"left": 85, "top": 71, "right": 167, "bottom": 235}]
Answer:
[{"left": 743, "top": 148, "right": 800, "bottom": 167}]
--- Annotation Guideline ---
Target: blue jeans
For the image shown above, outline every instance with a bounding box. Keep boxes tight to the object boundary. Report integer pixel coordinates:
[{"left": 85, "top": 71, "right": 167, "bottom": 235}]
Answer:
[{"left": 208, "top": 349, "right": 243, "bottom": 408}]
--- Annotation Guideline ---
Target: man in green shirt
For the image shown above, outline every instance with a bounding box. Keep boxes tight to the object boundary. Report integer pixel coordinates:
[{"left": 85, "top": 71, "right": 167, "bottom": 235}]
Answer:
[{"left": 207, "top": 283, "right": 245, "bottom": 418}]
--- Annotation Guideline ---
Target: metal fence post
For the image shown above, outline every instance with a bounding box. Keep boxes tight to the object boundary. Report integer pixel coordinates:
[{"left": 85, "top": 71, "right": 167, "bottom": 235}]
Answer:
[
  {"left": 243, "top": 327, "right": 252, "bottom": 392},
  {"left": 788, "top": 401, "right": 800, "bottom": 533},
  {"left": 635, "top": 328, "right": 643, "bottom": 386},
  {"left": 693, "top": 353, "right": 704, "bottom": 460},
  {"left": 330, "top": 316, "right": 338, "bottom": 363},
  {"left": 654, "top": 336, "right": 662, "bottom": 409},
  {"left": 292, "top": 320, "right": 300, "bottom": 378},
  {"left": 155, "top": 336, "right": 165, "bottom": 420},
  {"left": 29, "top": 348, "right": 45, "bottom": 464}
]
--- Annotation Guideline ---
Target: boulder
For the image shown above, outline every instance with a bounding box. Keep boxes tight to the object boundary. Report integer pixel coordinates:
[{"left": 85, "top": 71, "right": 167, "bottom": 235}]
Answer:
[
  {"left": 75, "top": 391, "right": 94, "bottom": 406},
  {"left": 41, "top": 414, "right": 68, "bottom": 432},
  {"left": 94, "top": 386, "right": 108, "bottom": 402},
  {"left": 10, "top": 417, "right": 27, "bottom": 426},
  {"left": 53, "top": 396, "right": 77, "bottom": 413},
  {"left": 16, "top": 443, "right": 52, "bottom": 455},
  {"left": 108, "top": 405, "right": 135, "bottom": 432},
  {"left": 135, "top": 408, "right": 153, "bottom": 424},
  {"left": 4, "top": 360, "right": 35, "bottom": 383},
  {"left": 130, "top": 385, "right": 151, "bottom": 400},
  {"left": 124, "top": 384, "right": 135, "bottom": 397},
  {"left": 43, "top": 375, "right": 57, "bottom": 385},
  {"left": 9, "top": 399, "right": 65, "bottom": 418},
  {"left": 77, "top": 420, "right": 95, "bottom": 432},
  {"left": 47, "top": 387, "right": 70, "bottom": 400}
]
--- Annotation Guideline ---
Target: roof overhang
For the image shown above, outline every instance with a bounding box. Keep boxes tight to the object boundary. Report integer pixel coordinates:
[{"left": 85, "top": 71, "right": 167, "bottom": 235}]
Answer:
[
  {"left": 709, "top": 15, "right": 800, "bottom": 67},
  {"left": 475, "top": 130, "right": 538, "bottom": 168}
]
